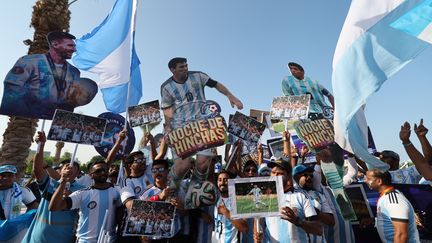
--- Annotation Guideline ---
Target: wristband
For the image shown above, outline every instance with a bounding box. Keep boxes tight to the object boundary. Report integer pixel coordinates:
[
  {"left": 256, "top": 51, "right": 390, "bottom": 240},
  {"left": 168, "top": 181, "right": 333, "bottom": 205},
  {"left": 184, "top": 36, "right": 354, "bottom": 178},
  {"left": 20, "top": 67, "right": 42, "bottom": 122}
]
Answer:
[
  {"left": 150, "top": 195, "right": 160, "bottom": 201},
  {"left": 403, "top": 142, "right": 412, "bottom": 147}
]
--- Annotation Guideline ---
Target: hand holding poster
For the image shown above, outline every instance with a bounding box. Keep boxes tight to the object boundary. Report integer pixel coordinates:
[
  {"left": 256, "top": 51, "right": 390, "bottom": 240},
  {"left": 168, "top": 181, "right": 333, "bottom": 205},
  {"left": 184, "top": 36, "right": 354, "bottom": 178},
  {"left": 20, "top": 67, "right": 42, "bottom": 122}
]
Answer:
[
  {"left": 167, "top": 116, "right": 227, "bottom": 159},
  {"left": 228, "top": 176, "right": 284, "bottom": 219},
  {"left": 228, "top": 111, "right": 266, "bottom": 143},
  {"left": 128, "top": 100, "right": 162, "bottom": 127},
  {"left": 295, "top": 119, "right": 334, "bottom": 152},
  {"left": 123, "top": 200, "right": 176, "bottom": 237},
  {"left": 270, "top": 95, "right": 310, "bottom": 120},
  {"left": 47, "top": 110, "right": 107, "bottom": 146}
]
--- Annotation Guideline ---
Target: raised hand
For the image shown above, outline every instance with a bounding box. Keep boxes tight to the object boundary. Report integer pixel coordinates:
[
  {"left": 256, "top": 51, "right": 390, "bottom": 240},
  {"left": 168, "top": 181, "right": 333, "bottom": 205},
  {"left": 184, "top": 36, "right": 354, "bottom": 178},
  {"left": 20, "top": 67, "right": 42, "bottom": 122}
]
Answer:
[
  {"left": 399, "top": 122, "right": 411, "bottom": 143},
  {"left": 35, "top": 131, "right": 46, "bottom": 144},
  {"left": 414, "top": 118, "right": 428, "bottom": 137}
]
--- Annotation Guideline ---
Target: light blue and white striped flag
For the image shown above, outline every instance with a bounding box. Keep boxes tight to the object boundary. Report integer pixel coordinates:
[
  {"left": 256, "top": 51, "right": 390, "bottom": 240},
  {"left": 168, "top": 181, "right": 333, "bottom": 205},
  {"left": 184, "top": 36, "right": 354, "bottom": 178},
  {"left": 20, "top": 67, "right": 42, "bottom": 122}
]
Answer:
[
  {"left": 391, "top": 0, "right": 432, "bottom": 44},
  {"left": 332, "top": 0, "right": 430, "bottom": 170},
  {"left": 73, "top": 0, "right": 142, "bottom": 113}
]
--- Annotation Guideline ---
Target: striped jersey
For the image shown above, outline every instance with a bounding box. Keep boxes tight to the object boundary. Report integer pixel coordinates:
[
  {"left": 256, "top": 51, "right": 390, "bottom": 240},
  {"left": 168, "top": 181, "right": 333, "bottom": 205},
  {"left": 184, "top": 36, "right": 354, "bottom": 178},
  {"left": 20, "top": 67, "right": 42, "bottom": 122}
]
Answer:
[
  {"left": 306, "top": 189, "right": 332, "bottom": 243},
  {"left": 389, "top": 166, "right": 422, "bottom": 184},
  {"left": 124, "top": 174, "right": 151, "bottom": 198},
  {"left": 321, "top": 186, "right": 355, "bottom": 243},
  {"left": 263, "top": 190, "right": 317, "bottom": 243},
  {"left": 160, "top": 71, "right": 211, "bottom": 129},
  {"left": 0, "top": 184, "right": 35, "bottom": 219},
  {"left": 282, "top": 75, "right": 331, "bottom": 113},
  {"left": 69, "top": 186, "right": 121, "bottom": 243},
  {"left": 22, "top": 175, "right": 85, "bottom": 243},
  {"left": 376, "top": 189, "right": 420, "bottom": 243},
  {"left": 196, "top": 205, "right": 215, "bottom": 243},
  {"left": 241, "top": 218, "right": 255, "bottom": 243},
  {"left": 213, "top": 196, "right": 239, "bottom": 243}
]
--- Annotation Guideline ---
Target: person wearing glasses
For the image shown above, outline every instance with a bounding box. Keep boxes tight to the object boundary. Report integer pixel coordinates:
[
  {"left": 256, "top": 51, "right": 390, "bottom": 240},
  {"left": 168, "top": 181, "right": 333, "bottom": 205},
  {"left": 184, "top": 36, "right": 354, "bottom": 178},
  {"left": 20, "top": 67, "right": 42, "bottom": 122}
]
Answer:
[
  {"left": 49, "top": 161, "right": 122, "bottom": 243},
  {"left": 292, "top": 164, "right": 334, "bottom": 243},
  {"left": 122, "top": 151, "right": 151, "bottom": 199}
]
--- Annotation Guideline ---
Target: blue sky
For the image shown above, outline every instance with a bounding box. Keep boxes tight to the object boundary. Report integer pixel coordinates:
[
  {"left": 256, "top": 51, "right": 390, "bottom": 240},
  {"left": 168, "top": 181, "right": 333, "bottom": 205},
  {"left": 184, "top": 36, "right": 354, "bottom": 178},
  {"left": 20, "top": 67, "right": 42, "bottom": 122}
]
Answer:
[{"left": 1, "top": 0, "right": 431, "bottom": 164}]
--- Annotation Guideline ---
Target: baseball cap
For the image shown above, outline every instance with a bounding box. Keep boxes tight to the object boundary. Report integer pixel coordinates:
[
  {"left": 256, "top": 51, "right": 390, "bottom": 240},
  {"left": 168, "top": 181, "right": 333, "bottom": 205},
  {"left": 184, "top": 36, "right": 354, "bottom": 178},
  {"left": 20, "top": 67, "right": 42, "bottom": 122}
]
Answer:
[
  {"left": 258, "top": 163, "right": 272, "bottom": 176},
  {"left": 380, "top": 150, "right": 400, "bottom": 161},
  {"left": 292, "top": 164, "right": 314, "bottom": 177},
  {"left": 0, "top": 165, "right": 17, "bottom": 174},
  {"left": 267, "top": 157, "right": 291, "bottom": 172}
]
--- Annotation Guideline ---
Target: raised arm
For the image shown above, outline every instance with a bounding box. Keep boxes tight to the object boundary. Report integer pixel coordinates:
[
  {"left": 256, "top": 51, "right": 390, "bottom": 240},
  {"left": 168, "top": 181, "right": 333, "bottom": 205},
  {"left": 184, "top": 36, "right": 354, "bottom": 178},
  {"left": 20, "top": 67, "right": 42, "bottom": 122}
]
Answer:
[
  {"left": 414, "top": 119, "right": 432, "bottom": 165},
  {"left": 400, "top": 122, "right": 432, "bottom": 180},
  {"left": 48, "top": 167, "right": 74, "bottom": 211},
  {"left": 106, "top": 130, "right": 127, "bottom": 165},
  {"left": 145, "top": 133, "right": 158, "bottom": 161},
  {"left": 33, "top": 132, "right": 48, "bottom": 181},
  {"left": 214, "top": 82, "right": 243, "bottom": 110}
]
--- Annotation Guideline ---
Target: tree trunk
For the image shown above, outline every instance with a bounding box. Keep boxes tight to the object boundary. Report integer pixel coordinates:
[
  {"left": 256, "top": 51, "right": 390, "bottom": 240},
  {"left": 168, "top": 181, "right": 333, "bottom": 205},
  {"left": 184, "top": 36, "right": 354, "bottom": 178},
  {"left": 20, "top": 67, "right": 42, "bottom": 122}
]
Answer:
[{"left": 0, "top": 0, "right": 71, "bottom": 174}]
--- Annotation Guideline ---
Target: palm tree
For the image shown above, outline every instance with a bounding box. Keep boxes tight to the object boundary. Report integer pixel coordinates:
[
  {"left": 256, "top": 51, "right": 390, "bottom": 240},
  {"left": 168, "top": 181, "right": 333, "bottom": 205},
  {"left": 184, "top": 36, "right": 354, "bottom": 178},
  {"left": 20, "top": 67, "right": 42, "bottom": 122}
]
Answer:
[{"left": 0, "top": 0, "right": 71, "bottom": 174}]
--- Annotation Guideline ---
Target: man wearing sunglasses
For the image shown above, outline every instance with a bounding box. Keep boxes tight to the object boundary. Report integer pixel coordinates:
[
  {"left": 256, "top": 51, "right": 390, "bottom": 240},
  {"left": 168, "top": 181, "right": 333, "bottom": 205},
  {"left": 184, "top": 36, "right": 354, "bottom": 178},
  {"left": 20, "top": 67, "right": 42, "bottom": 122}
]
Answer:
[
  {"left": 293, "top": 164, "right": 334, "bottom": 243},
  {"left": 123, "top": 151, "right": 151, "bottom": 199},
  {"left": 49, "top": 161, "right": 122, "bottom": 242}
]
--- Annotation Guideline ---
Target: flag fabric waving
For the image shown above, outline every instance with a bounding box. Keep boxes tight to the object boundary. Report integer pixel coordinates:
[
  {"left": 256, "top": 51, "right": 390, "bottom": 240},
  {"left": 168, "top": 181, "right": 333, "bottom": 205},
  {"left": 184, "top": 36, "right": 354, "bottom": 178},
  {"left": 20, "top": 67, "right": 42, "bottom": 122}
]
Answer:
[
  {"left": 73, "top": 0, "right": 142, "bottom": 113},
  {"left": 391, "top": 0, "right": 432, "bottom": 44},
  {"left": 332, "top": 0, "right": 430, "bottom": 170}
]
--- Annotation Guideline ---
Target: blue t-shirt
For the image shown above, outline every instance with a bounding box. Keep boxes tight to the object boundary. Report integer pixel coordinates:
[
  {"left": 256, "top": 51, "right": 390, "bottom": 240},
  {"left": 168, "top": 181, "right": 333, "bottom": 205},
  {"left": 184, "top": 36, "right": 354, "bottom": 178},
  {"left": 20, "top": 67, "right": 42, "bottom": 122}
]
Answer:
[{"left": 22, "top": 175, "right": 85, "bottom": 243}]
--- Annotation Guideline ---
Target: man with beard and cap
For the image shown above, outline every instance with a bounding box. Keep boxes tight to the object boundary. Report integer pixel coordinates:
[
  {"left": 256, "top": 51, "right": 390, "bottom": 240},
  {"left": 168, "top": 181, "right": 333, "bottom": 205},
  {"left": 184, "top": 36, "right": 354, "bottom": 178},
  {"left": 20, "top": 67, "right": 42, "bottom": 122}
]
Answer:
[
  {"left": 293, "top": 164, "right": 334, "bottom": 243},
  {"left": 213, "top": 170, "right": 248, "bottom": 243},
  {"left": 49, "top": 161, "right": 122, "bottom": 243},
  {"left": 282, "top": 62, "right": 334, "bottom": 120},
  {"left": 259, "top": 159, "right": 322, "bottom": 243},
  {"left": 364, "top": 169, "right": 420, "bottom": 243}
]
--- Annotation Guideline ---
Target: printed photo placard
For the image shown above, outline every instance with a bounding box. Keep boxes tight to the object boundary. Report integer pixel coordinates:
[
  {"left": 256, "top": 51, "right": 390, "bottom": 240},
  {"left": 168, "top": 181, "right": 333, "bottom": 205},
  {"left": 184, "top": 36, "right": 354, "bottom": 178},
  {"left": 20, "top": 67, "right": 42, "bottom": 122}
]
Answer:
[
  {"left": 47, "top": 109, "right": 107, "bottom": 146},
  {"left": 344, "top": 184, "right": 373, "bottom": 224},
  {"left": 128, "top": 100, "right": 162, "bottom": 127},
  {"left": 123, "top": 200, "right": 176, "bottom": 237},
  {"left": 228, "top": 176, "right": 284, "bottom": 219},
  {"left": 228, "top": 111, "right": 266, "bottom": 143},
  {"left": 270, "top": 95, "right": 310, "bottom": 120}
]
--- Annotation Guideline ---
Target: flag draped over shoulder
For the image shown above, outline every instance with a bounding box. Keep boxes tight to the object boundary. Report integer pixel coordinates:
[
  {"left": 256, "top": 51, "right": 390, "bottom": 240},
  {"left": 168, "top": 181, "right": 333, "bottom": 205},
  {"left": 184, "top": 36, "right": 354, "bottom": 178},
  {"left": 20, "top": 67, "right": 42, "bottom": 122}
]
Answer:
[
  {"left": 0, "top": 210, "right": 36, "bottom": 242},
  {"left": 332, "top": 0, "right": 430, "bottom": 170},
  {"left": 73, "top": 0, "right": 142, "bottom": 113}
]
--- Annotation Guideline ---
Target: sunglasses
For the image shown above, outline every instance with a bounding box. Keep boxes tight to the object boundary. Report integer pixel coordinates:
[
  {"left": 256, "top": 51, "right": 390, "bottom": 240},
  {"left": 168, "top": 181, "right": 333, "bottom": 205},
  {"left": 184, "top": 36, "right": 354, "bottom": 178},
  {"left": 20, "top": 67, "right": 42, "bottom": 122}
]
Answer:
[
  {"left": 301, "top": 173, "right": 314, "bottom": 178},
  {"left": 134, "top": 158, "right": 145, "bottom": 164},
  {"left": 244, "top": 168, "right": 257, "bottom": 173},
  {"left": 151, "top": 167, "right": 166, "bottom": 173},
  {"left": 92, "top": 168, "right": 107, "bottom": 174}
]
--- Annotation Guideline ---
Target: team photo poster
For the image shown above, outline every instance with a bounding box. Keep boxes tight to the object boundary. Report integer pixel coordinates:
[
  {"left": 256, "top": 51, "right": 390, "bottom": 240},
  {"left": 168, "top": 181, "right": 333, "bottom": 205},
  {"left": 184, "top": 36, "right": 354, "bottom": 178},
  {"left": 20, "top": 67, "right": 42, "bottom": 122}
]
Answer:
[
  {"left": 47, "top": 109, "right": 107, "bottom": 146},
  {"left": 270, "top": 95, "right": 310, "bottom": 120},
  {"left": 128, "top": 100, "right": 162, "bottom": 127},
  {"left": 228, "top": 111, "right": 266, "bottom": 143},
  {"left": 123, "top": 200, "right": 176, "bottom": 237},
  {"left": 228, "top": 176, "right": 284, "bottom": 219}
]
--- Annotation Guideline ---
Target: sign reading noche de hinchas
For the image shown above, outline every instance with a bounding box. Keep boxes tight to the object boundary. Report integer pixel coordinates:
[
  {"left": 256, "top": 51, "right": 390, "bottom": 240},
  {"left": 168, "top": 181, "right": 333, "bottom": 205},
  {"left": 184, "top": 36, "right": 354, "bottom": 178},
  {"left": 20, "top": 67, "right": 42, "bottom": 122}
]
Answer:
[
  {"left": 295, "top": 119, "right": 334, "bottom": 152},
  {"left": 168, "top": 116, "right": 227, "bottom": 159}
]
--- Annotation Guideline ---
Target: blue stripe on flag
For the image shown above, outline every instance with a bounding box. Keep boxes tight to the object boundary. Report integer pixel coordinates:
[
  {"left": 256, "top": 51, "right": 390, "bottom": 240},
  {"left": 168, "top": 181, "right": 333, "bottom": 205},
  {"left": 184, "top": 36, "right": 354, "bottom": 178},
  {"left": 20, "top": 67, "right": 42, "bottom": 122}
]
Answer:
[
  {"left": 333, "top": 0, "right": 429, "bottom": 170},
  {"left": 0, "top": 209, "right": 36, "bottom": 241},
  {"left": 391, "top": 0, "right": 432, "bottom": 38},
  {"left": 73, "top": 0, "right": 132, "bottom": 70}
]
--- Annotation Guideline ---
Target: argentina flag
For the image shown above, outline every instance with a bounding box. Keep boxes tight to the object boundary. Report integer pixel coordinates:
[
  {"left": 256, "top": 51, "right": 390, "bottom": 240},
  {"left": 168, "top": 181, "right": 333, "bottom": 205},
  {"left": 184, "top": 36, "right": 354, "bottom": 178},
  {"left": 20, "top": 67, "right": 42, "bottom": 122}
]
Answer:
[
  {"left": 73, "top": 0, "right": 142, "bottom": 113},
  {"left": 332, "top": 0, "right": 430, "bottom": 170},
  {"left": 0, "top": 210, "right": 36, "bottom": 243}
]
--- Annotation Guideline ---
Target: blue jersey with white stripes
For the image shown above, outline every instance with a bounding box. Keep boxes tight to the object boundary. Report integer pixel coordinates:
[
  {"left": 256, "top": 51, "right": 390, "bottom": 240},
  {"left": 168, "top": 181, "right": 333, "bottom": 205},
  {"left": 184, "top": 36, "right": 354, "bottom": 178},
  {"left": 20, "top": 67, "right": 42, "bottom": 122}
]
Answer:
[{"left": 69, "top": 186, "right": 121, "bottom": 243}]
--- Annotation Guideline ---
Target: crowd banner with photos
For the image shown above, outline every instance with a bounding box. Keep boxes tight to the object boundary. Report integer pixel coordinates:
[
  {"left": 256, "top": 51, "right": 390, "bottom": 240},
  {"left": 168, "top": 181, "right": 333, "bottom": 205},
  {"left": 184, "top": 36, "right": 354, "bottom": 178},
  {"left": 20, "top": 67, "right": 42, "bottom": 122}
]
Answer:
[
  {"left": 95, "top": 112, "right": 135, "bottom": 160},
  {"left": 228, "top": 176, "right": 284, "bottom": 219},
  {"left": 270, "top": 95, "right": 310, "bottom": 120},
  {"left": 290, "top": 134, "right": 316, "bottom": 163},
  {"left": 295, "top": 119, "right": 334, "bottom": 152},
  {"left": 228, "top": 111, "right": 266, "bottom": 143},
  {"left": 47, "top": 109, "right": 107, "bottom": 146},
  {"left": 344, "top": 184, "right": 373, "bottom": 224},
  {"left": 167, "top": 116, "right": 227, "bottom": 159},
  {"left": 321, "top": 162, "right": 357, "bottom": 221},
  {"left": 123, "top": 200, "right": 176, "bottom": 237},
  {"left": 0, "top": 73, "right": 98, "bottom": 120},
  {"left": 128, "top": 100, "right": 162, "bottom": 127},
  {"left": 249, "top": 109, "right": 270, "bottom": 123}
]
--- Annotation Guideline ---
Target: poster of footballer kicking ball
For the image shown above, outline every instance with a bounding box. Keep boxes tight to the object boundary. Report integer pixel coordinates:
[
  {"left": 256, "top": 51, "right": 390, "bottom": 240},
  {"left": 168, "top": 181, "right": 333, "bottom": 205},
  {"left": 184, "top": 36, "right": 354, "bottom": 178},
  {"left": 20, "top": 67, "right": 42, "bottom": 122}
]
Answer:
[{"left": 228, "top": 176, "right": 284, "bottom": 219}]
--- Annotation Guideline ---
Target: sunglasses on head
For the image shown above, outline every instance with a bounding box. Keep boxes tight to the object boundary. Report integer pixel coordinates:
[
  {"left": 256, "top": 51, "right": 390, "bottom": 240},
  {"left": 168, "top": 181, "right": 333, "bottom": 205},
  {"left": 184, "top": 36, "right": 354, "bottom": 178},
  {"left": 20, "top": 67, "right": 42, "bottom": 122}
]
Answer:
[{"left": 151, "top": 167, "right": 166, "bottom": 173}]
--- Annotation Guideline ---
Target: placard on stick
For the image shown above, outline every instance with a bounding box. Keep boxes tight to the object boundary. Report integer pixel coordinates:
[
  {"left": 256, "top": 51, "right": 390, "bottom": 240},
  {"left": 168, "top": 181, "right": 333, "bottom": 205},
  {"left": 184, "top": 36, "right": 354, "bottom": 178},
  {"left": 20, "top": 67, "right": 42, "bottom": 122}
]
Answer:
[
  {"left": 270, "top": 95, "right": 310, "bottom": 120},
  {"left": 167, "top": 116, "right": 227, "bottom": 159},
  {"left": 123, "top": 200, "right": 176, "bottom": 237},
  {"left": 128, "top": 100, "right": 162, "bottom": 127},
  {"left": 295, "top": 119, "right": 334, "bottom": 152},
  {"left": 228, "top": 111, "right": 266, "bottom": 143},
  {"left": 47, "top": 109, "right": 107, "bottom": 146},
  {"left": 228, "top": 176, "right": 284, "bottom": 219}
]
